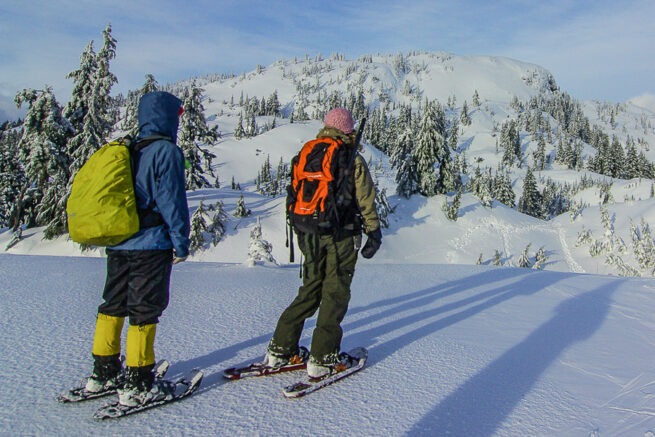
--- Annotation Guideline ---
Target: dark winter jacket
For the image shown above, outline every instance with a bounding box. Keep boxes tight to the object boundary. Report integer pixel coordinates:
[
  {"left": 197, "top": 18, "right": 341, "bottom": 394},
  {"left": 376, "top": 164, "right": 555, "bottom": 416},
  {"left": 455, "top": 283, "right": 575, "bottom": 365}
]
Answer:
[
  {"left": 316, "top": 126, "right": 380, "bottom": 233},
  {"left": 110, "top": 91, "right": 191, "bottom": 258}
]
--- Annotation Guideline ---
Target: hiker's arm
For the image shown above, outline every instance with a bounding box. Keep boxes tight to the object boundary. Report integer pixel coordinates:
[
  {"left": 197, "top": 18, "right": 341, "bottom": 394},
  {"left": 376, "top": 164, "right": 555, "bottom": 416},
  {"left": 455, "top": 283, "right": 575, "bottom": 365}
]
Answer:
[
  {"left": 155, "top": 145, "right": 191, "bottom": 258},
  {"left": 353, "top": 154, "right": 380, "bottom": 233}
]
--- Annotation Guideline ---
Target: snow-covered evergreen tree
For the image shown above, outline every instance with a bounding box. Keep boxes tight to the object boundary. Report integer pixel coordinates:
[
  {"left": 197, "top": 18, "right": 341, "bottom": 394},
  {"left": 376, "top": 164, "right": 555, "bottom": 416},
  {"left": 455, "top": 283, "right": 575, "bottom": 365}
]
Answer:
[
  {"left": 492, "top": 250, "right": 503, "bottom": 266},
  {"left": 178, "top": 81, "right": 220, "bottom": 190},
  {"left": 472, "top": 89, "right": 481, "bottom": 107},
  {"left": 63, "top": 41, "right": 96, "bottom": 133},
  {"left": 121, "top": 74, "right": 159, "bottom": 135},
  {"left": 533, "top": 247, "right": 548, "bottom": 270},
  {"left": 14, "top": 87, "right": 73, "bottom": 237},
  {"left": 534, "top": 134, "right": 547, "bottom": 171},
  {"left": 414, "top": 102, "right": 443, "bottom": 196},
  {"left": 247, "top": 217, "right": 276, "bottom": 265},
  {"left": 266, "top": 90, "right": 280, "bottom": 116},
  {"left": 630, "top": 218, "right": 655, "bottom": 275},
  {"left": 469, "top": 166, "right": 493, "bottom": 207},
  {"left": 234, "top": 112, "right": 246, "bottom": 139},
  {"left": 257, "top": 154, "right": 277, "bottom": 196},
  {"left": 492, "top": 170, "right": 516, "bottom": 208},
  {"left": 208, "top": 200, "right": 228, "bottom": 246},
  {"left": 391, "top": 127, "right": 418, "bottom": 198},
  {"left": 518, "top": 167, "right": 542, "bottom": 218},
  {"left": 460, "top": 100, "right": 471, "bottom": 126},
  {"left": 448, "top": 117, "right": 459, "bottom": 151},
  {"left": 372, "top": 171, "right": 394, "bottom": 228},
  {"left": 189, "top": 200, "right": 211, "bottom": 253},
  {"left": 66, "top": 24, "right": 118, "bottom": 183},
  {"left": 233, "top": 194, "right": 251, "bottom": 217},
  {"left": 517, "top": 243, "right": 532, "bottom": 268},
  {"left": 442, "top": 187, "right": 462, "bottom": 221},
  {"left": 245, "top": 112, "right": 258, "bottom": 137},
  {"left": 0, "top": 129, "right": 26, "bottom": 228}
]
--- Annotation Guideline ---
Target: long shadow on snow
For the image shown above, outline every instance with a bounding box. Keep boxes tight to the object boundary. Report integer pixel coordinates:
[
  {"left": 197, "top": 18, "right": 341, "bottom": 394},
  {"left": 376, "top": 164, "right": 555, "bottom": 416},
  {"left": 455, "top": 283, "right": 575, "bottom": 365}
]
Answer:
[
  {"left": 180, "top": 267, "right": 537, "bottom": 394},
  {"left": 346, "top": 269, "right": 571, "bottom": 368},
  {"left": 342, "top": 267, "right": 525, "bottom": 334},
  {"left": 407, "top": 279, "right": 621, "bottom": 436}
]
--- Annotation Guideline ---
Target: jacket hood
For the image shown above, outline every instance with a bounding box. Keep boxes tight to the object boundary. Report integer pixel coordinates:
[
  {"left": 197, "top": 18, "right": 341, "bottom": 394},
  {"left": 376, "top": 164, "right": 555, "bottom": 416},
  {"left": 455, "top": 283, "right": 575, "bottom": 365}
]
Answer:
[
  {"left": 317, "top": 126, "right": 355, "bottom": 145},
  {"left": 137, "top": 91, "right": 182, "bottom": 142}
]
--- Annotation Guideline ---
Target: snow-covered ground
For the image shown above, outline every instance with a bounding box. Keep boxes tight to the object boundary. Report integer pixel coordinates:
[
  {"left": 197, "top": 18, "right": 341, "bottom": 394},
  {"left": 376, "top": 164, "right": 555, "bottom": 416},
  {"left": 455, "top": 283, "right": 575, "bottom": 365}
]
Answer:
[{"left": 3, "top": 254, "right": 655, "bottom": 435}]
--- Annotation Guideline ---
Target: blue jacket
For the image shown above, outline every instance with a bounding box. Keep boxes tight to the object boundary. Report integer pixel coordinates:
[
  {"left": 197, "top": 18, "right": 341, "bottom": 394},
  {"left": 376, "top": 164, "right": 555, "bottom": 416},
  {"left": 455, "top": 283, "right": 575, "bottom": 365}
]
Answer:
[{"left": 110, "top": 91, "right": 191, "bottom": 258}]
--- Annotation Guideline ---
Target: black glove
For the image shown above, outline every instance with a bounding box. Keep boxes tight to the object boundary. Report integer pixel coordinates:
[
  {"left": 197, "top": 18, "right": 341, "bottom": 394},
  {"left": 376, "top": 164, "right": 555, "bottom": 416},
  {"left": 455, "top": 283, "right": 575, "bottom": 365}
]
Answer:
[{"left": 360, "top": 227, "right": 382, "bottom": 259}]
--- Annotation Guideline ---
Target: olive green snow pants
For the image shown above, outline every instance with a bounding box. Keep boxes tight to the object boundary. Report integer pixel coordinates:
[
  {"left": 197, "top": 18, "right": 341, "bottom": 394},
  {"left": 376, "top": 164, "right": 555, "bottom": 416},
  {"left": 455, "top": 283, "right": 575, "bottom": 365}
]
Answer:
[{"left": 268, "top": 232, "right": 358, "bottom": 364}]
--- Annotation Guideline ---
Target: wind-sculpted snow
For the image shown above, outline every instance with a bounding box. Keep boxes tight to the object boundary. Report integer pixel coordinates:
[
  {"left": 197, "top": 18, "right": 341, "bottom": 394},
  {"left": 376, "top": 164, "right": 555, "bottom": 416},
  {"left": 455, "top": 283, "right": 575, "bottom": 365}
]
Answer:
[{"left": 3, "top": 254, "right": 655, "bottom": 435}]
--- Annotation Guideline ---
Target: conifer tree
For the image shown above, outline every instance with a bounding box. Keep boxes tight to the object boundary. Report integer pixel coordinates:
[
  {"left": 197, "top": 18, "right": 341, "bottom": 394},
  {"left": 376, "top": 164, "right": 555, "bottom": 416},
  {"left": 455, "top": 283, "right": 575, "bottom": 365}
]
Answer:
[
  {"left": 63, "top": 41, "right": 96, "bottom": 133},
  {"left": 233, "top": 194, "right": 251, "bottom": 217},
  {"left": 234, "top": 112, "right": 246, "bottom": 139},
  {"left": 448, "top": 117, "right": 459, "bottom": 151},
  {"left": 630, "top": 218, "right": 655, "bottom": 274},
  {"left": 246, "top": 113, "right": 258, "bottom": 137},
  {"left": 0, "top": 129, "right": 26, "bottom": 228},
  {"left": 518, "top": 167, "right": 543, "bottom": 218},
  {"left": 436, "top": 138, "right": 456, "bottom": 194},
  {"left": 534, "top": 134, "right": 547, "bottom": 171},
  {"left": 178, "top": 81, "right": 220, "bottom": 190},
  {"left": 533, "top": 247, "right": 548, "bottom": 270},
  {"left": 391, "top": 127, "right": 418, "bottom": 198},
  {"left": 460, "top": 100, "right": 471, "bottom": 126},
  {"left": 189, "top": 200, "right": 211, "bottom": 252},
  {"left": 493, "top": 250, "right": 503, "bottom": 266},
  {"left": 66, "top": 24, "right": 118, "bottom": 181},
  {"left": 275, "top": 156, "right": 289, "bottom": 196},
  {"left": 517, "top": 243, "right": 532, "bottom": 268},
  {"left": 122, "top": 74, "right": 159, "bottom": 135},
  {"left": 469, "top": 166, "right": 493, "bottom": 207},
  {"left": 14, "top": 87, "right": 73, "bottom": 237},
  {"left": 414, "top": 103, "right": 442, "bottom": 196},
  {"left": 266, "top": 90, "right": 280, "bottom": 116},
  {"left": 492, "top": 170, "right": 516, "bottom": 208},
  {"left": 442, "top": 187, "right": 462, "bottom": 221},
  {"left": 208, "top": 200, "right": 228, "bottom": 246},
  {"left": 472, "top": 89, "right": 481, "bottom": 107},
  {"left": 247, "top": 217, "right": 276, "bottom": 265}
]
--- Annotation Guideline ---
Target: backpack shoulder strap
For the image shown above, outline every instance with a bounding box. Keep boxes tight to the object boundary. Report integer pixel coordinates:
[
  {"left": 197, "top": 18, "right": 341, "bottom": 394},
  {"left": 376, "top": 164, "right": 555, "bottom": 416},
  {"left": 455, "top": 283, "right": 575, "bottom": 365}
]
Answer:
[{"left": 125, "top": 135, "right": 172, "bottom": 229}]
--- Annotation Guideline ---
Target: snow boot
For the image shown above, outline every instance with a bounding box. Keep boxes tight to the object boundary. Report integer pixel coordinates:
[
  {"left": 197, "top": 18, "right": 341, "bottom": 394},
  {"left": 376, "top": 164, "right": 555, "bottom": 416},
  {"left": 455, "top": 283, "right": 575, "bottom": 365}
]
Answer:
[
  {"left": 263, "top": 346, "right": 309, "bottom": 368},
  {"left": 117, "top": 365, "right": 173, "bottom": 407},
  {"left": 306, "top": 352, "right": 352, "bottom": 379},
  {"left": 85, "top": 353, "right": 122, "bottom": 393}
]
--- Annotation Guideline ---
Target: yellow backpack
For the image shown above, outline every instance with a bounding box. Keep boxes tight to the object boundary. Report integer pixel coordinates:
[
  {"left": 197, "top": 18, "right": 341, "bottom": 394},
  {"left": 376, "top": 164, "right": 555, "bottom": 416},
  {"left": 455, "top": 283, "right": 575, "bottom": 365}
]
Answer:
[{"left": 67, "top": 139, "right": 139, "bottom": 246}]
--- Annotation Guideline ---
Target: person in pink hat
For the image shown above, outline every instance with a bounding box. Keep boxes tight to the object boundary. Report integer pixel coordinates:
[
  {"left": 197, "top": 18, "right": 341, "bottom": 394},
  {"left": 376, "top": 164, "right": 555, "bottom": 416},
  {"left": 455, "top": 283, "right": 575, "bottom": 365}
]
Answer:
[{"left": 262, "top": 107, "right": 382, "bottom": 378}]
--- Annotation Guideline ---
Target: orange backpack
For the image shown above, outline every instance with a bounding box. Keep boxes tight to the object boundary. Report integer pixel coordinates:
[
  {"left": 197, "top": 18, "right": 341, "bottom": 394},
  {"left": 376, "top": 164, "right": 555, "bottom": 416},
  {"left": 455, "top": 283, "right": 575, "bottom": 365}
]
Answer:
[{"left": 286, "top": 137, "right": 355, "bottom": 236}]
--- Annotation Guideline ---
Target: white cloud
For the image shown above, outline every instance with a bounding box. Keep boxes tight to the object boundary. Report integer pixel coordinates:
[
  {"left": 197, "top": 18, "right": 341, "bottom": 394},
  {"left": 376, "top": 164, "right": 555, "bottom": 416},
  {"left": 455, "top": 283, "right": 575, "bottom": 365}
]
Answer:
[{"left": 628, "top": 93, "right": 655, "bottom": 113}]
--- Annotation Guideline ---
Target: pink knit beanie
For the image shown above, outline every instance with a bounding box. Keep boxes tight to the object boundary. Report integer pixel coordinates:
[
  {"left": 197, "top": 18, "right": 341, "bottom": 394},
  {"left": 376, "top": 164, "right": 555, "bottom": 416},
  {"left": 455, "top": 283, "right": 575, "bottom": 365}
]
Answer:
[{"left": 324, "top": 108, "right": 355, "bottom": 134}]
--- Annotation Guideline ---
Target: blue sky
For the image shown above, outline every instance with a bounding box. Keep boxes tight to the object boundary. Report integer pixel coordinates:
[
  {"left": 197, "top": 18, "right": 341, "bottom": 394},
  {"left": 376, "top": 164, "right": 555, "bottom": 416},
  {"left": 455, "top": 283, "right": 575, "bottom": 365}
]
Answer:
[{"left": 1, "top": 0, "right": 653, "bottom": 121}]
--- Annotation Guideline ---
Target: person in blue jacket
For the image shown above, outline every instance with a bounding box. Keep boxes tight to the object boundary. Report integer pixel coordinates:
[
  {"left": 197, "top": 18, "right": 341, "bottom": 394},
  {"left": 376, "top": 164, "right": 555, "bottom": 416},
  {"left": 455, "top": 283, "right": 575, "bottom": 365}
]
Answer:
[{"left": 85, "top": 91, "right": 190, "bottom": 407}]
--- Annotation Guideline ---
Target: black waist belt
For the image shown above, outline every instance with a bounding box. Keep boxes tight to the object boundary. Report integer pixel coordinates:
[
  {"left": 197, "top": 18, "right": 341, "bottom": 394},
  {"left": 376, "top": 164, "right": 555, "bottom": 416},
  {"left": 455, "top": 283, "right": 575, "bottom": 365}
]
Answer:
[{"left": 139, "top": 210, "right": 165, "bottom": 229}]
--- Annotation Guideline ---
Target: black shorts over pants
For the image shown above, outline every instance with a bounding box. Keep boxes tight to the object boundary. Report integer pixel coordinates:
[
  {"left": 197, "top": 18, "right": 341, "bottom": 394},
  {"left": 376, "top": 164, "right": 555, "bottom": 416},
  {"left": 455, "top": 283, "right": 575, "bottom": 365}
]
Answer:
[{"left": 98, "top": 249, "right": 173, "bottom": 326}]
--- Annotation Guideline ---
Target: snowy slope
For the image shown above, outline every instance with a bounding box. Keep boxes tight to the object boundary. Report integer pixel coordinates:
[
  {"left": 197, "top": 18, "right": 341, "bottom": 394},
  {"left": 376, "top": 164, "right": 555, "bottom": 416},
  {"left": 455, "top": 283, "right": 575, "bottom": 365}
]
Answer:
[
  {"left": 2, "top": 116, "right": 654, "bottom": 276},
  {"left": 3, "top": 254, "right": 655, "bottom": 436}
]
